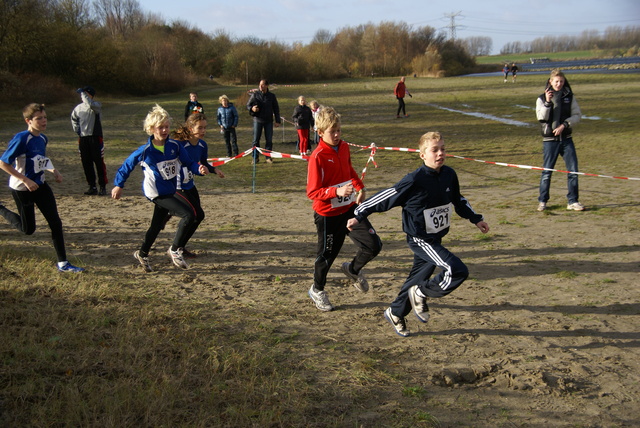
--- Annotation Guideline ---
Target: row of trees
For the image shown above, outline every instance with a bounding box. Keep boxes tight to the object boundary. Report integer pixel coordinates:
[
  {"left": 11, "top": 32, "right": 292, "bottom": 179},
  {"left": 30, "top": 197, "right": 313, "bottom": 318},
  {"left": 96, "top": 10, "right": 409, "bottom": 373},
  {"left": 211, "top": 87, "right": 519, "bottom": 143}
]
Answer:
[
  {"left": 1, "top": 0, "right": 480, "bottom": 102},
  {"left": 2, "top": 0, "right": 637, "bottom": 104},
  {"left": 501, "top": 26, "right": 640, "bottom": 54}
]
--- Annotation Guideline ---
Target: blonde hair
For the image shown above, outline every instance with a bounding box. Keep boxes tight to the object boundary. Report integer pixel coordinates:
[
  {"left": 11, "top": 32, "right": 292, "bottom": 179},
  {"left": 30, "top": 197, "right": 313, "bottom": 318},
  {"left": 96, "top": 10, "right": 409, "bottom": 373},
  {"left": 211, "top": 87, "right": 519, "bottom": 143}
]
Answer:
[
  {"left": 549, "top": 68, "right": 565, "bottom": 80},
  {"left": 297, "top": 95, "right": 306, "bottom": 103},
  {"left": 418, "top": 131, "right": 443, "bottom": 152},
  {"left": 143, "top": 104, "right": 172, "bottom": 135},
  {"left": 315, "top": 106, "right": 341, "bottom": 133},
  {"left": 218, "top": 94, "right": 229, "bottom": 104},
  {"left": 309, "top": 100, "right": 319, "bottom": 109}
]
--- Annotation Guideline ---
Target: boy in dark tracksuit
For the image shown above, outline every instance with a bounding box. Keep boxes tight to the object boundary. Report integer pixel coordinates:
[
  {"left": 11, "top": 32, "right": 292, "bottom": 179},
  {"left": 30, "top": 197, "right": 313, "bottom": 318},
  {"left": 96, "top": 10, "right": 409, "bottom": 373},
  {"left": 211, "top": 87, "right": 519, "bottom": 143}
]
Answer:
[
  {"left": 306, "top": 106, "right": 382, "bottom": 312},
  {"left": 348, "top": 132, "right": 489, "bottom": 336}
]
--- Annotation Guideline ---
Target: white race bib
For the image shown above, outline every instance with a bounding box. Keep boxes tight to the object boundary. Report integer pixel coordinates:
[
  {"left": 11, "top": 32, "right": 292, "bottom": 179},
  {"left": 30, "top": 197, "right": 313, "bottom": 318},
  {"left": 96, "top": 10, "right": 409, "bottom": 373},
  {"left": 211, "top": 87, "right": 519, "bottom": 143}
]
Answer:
[
  {"left": 182, "top": 166, "right": 194, "bottom": 183},
  {"left": 330, "top": 180, "right": 355, "bottom": 208},
  {"left": 157, "top": 159, "right": 179, "bottom": 180},
  {"left": 424, "top": 203, "right": 452, "bottom": 234},
  {"left": 32, "top": 155, "right": 53, "bottom": 173}
]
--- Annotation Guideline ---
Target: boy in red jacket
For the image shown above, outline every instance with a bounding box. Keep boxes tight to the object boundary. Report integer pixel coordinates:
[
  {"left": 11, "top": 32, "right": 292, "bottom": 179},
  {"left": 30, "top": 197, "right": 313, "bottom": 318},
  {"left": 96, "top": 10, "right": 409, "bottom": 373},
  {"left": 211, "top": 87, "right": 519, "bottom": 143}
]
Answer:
[{"left": 306, "top": 106, "right": 382, "bottom": 311}]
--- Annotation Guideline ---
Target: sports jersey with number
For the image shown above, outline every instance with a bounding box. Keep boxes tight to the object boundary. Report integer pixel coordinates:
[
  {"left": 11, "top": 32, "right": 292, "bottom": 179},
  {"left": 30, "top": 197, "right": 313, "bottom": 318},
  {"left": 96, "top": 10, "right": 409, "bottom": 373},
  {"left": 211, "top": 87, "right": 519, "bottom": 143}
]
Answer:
[
  {"left": 354, "top": 164, "right": 483, "bottom": 241},
  {"left": 306, "top": 139, "right": 365, "bottom": 217},
  {"left": 113, "top": 137, "right": 201, "bottom": 200},
  {"left": 177, "top": 139, "right": 217, "bottom": 191},
  {"left": 1, "top": 130, "right": 53, "bottom": 191}
]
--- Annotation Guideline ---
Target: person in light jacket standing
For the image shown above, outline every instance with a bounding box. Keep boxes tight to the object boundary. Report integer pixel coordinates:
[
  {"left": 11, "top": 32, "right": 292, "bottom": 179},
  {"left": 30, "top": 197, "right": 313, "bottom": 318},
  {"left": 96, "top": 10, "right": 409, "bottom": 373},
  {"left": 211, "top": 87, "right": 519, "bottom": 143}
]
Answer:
[{"left": 71, "top": 86, "right": 108, "bottom": 195}]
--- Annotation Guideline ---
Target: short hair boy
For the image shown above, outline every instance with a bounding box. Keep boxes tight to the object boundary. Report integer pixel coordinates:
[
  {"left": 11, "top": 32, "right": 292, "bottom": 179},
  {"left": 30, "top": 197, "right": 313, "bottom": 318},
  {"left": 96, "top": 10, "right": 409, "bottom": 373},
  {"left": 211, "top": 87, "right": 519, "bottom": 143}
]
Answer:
[
  {"left": 348, "top": 132, "right": 489, "bottom": 336},
  {"left": 0, "top": 103, "right": 84, "bottom": 272},
  {"left": 306, "top": 106, "right": 382, "bottom": 311}
]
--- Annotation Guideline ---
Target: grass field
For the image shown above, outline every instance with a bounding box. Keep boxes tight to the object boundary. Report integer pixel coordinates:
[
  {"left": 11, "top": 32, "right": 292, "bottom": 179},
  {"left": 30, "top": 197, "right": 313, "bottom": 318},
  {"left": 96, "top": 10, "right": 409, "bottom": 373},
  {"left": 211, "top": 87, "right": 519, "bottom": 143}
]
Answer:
[{"left": 1, "top": 72, "right": 639, "bottom": 427}]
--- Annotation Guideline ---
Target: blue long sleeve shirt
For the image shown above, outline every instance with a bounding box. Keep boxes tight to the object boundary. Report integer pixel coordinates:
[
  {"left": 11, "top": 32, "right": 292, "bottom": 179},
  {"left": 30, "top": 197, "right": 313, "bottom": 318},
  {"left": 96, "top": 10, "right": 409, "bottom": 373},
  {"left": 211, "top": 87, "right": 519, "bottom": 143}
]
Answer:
[{"left": 113, "top": 137, "right": 201, "bottom": 200}]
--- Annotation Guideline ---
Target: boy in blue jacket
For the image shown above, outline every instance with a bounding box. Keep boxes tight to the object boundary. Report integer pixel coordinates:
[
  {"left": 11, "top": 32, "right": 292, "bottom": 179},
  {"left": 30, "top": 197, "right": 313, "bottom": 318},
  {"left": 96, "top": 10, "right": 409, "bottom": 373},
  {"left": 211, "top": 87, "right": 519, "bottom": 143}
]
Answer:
[
  {"left": 111, "top": 104, "right": 208, "bottom": 271},
  {"left": 348, "top": 132, "right": 489, "bottom": 337}
]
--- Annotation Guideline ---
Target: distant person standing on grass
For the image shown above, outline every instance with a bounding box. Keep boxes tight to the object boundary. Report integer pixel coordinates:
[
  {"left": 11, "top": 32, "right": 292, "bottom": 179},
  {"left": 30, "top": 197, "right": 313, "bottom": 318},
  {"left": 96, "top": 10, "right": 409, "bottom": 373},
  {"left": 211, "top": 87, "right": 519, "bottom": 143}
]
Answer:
[
  {"left": 348, "top": 132, "right": 489, "bottom": 337},
  {"left": 394, "top": 76, "right": 412, "bottom": 118},
  {"left": 247, "top": 79, "right": 281, "bottom": 164},
  {"left": 292, "top": 95, "right": 314, "bottom": 156},
  {"left": 71, "top": 86, "right": 108, "bottom": 196},
  {"left": 536, "top": 69, "right": 584, "bottom": 212},
  {"left": 184, "top": 92, "right": 204, "bottom": 121},
  {"left": 309, "top": 100, "right": 322, "bottom": 150},
  {"left": 217, "top": 95, "right": 239, "bottom": 157},
  {"left": 306, "top": 106, "right": 382, "bottom": 312},
  {"left": 0, "top": 103, "right": 85, "bottom": 273}
]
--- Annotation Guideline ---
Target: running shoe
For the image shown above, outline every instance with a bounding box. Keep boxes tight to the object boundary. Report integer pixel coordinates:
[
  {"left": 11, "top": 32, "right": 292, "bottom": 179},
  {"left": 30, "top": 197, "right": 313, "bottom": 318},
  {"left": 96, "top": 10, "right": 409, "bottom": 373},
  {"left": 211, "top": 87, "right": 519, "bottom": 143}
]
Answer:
[
  {"left": 408, "top": 285, "right": 430, "bottom": 323},
  {"left": 341, "top": 262, "right": 369, "bottom": 292},
  {"left": 308, "top": 285, "right": 334, "bottom": 311},
  {"left": 57, "top": 262, "right": 85, "bottom": 273},
  {"left": 537, "top": 202, "right": 547, "bottom": 212},
  {"left": 134, "top": 250, "right": 153, "bottom": 272},
  {"left": 567, "top": 202, "right": 585, "bottom": 211},
  {"left": 384, "top": 307, "right": 409, "bottom": 337},
  {"left": 167, "top": 247, "right": 189, "bottom": 269}
]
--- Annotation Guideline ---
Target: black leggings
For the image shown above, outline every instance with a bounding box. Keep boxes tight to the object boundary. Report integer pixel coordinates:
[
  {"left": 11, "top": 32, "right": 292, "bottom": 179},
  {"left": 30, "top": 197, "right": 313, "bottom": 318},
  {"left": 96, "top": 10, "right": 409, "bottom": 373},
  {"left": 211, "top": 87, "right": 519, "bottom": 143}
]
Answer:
[
  {"left": 313, "top": 205, "right": 382, "bottom": 290},
  {"left": 396, "top": 97, "right": 406, "bottom": 116},
  {"left": 176, "top": 187, "right": 205, "bottom": 246},
  {"left": 140, "top": 193, "right": 196, "bottom": 256},
  {"left": 0, "top": 182, "right": 67, "bottom": 262}
]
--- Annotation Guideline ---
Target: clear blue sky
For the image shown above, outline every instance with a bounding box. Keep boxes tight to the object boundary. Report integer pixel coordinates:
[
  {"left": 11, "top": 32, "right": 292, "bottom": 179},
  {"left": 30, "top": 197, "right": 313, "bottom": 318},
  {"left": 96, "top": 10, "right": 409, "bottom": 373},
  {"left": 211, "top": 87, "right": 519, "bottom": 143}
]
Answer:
[{"left": 137, "top": 0, "right": 640, "bottom": 55}]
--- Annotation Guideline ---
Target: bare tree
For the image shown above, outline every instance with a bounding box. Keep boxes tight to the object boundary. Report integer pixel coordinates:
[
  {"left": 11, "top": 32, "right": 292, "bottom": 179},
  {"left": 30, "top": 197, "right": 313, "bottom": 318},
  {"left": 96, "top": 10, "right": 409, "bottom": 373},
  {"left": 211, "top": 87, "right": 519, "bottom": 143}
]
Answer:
[
  {"left": 462, "top": 36, "right": 492, "bottom": 56},
  {"left": 93, "top": 0, "right": 145, "bottom": 38}
]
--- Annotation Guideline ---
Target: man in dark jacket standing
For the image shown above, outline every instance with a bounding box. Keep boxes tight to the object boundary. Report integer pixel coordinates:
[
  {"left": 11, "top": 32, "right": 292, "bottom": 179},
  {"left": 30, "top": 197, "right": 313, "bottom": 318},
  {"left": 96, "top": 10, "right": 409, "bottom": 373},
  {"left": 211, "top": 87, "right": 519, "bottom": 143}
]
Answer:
[{"left": 247, "top": 79, "right": 281, "bottom": 164}]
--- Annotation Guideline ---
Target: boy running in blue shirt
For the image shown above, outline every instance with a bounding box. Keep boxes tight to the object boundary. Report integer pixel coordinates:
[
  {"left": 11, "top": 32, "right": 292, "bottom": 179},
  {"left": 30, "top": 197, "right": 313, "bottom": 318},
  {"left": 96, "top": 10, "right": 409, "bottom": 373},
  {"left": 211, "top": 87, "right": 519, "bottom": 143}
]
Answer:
[{"left": 0, "top": 103, "right": 84, "bottom": 272}]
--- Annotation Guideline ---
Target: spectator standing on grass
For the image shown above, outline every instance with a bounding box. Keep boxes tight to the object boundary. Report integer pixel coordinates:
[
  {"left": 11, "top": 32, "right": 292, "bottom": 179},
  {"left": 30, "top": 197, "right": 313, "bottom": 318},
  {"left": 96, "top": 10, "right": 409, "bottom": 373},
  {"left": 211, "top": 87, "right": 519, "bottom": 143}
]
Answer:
[
  {"left": 536, "top": 69, "right": 584, "bottom": 212},
  {"left": 348, "top": 132, "right": 489, "bottom": 337},
  {"left": 306, "top": 106, "right": 382, "bottom": 312},
  {"left": 71, "top": 86, "right": 108, "bottom": 196},
  {"left": 247, "top": 79, "right": 281, "bottom": 164},
  {"left": 292, "top": 95, "right": 314, "bottom": 156},
  {"left": 184, "top": 92, "right": 204, "bottom": 121},
  {"left": 217, "top": 95, "right": 239, "bottom": 157},
  {"left": 309, "top": 100, "right": 322, "bottom": 150},
  {"left": 510, "top": 63, "right": 519, "bottom": 83},
  {"left": 111, "top": 104, "right": 208, "bottom": 272},
  {"left": 393, "top": 76, "right": 412, "bottom": 118},
  {"left": 171, "top": 113, "right": 225, "bottom": 259},
  {"left": 0, "top": 103, "right": 85, "bottom": 273}
]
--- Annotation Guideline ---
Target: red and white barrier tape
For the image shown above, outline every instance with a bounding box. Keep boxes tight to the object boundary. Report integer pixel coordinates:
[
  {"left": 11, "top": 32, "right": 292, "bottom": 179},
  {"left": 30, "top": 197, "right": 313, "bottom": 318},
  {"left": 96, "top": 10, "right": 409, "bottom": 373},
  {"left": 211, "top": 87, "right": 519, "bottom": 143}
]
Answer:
[{"left": 208, "top": 143, "right": 640, "bottom": 182}]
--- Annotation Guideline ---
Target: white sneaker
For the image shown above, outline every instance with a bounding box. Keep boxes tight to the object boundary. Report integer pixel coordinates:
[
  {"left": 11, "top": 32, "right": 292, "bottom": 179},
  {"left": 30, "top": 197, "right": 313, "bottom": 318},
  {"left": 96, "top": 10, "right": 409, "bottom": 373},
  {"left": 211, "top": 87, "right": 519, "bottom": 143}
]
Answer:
[
  {"left": 167, "top": 247, "right": 189, "bottom": 269},
  {"left": 308, "top": 285, "right": 334, "bottom": 311},
  {"left": 567, "top": 202, "right": 585, "bottom": 211},
  {"left": 408, "top": 285, "right": 430, "bottom": 323},
  {"left": 341, "top": 262, "right": 369, "bottom": 292},
  {"left": 134, "top": 250, "right": 153, "bottom": 272},
  {"left": 384, "top": 307, "right": 409, "bottom": 337},
  {"left": 537, "top": 202, "right": 547, "bottom": 212}
]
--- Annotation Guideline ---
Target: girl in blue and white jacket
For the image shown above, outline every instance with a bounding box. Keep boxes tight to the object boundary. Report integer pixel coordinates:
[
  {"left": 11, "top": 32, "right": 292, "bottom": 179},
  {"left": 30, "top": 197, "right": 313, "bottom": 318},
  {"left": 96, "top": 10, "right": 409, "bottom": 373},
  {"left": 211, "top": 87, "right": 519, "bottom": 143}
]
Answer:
[{"left": 112, "top": 104, "right": 208, "bottom": 271}]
